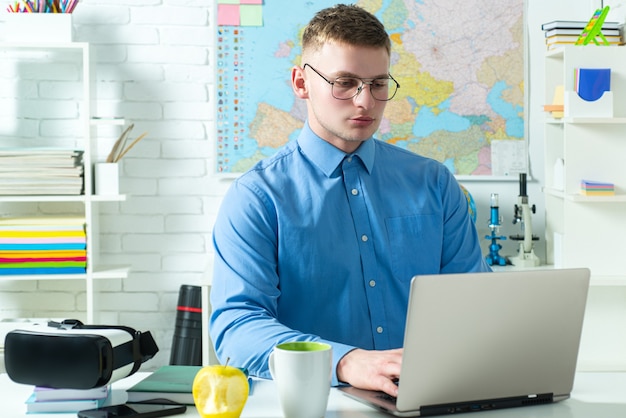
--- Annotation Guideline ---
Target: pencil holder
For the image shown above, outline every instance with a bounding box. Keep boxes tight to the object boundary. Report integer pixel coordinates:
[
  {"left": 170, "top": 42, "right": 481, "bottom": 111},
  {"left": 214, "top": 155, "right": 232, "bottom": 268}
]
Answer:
[
  {"left": 564, "top": 91, "right": 613, "bottom": 118},
  {"left": 4, "top": 13, "right": 73, "bottom": 43},
  {"left": 94, "top": 163, "right": 119, "bottom": 195}
]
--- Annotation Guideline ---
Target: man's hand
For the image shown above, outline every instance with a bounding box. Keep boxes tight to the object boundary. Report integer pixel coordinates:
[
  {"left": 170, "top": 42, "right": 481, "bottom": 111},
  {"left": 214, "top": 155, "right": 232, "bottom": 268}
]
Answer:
[{"left": 337, "top": 348, "right": 403, "bottom": 398}]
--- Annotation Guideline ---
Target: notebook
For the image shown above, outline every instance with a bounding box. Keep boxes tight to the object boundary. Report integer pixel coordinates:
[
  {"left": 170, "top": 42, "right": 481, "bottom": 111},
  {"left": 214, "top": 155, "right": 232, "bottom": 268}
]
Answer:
[{"left": 340, "top": 268, "right": 590, "bottom": 417}]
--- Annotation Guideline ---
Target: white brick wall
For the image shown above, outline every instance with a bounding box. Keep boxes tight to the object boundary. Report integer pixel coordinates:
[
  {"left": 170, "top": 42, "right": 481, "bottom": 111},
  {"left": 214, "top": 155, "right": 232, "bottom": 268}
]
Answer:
[{"left": 0, "top": 0, "right": 224, "bottom": 371}]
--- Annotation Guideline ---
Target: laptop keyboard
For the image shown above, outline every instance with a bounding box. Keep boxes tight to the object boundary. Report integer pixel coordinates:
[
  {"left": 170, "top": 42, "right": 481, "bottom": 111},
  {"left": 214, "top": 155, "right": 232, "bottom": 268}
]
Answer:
[
  {"left": 376, "top": 380, "right": 399, "bottom": 404},
  {"left": 376, "top": 392, "right": 397, "bottom": 404}
]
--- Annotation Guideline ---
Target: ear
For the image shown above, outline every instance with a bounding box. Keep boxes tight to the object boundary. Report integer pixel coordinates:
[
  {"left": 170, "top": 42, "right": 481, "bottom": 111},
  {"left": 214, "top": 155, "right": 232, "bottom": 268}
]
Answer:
[{"left": 291, "top": 65, "right": 309, "bottom": 99}]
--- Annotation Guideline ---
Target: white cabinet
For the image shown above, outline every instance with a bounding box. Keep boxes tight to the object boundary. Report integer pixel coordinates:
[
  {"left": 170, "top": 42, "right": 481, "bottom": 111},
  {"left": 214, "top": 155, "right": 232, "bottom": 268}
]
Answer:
[
  {"left": 543, "top": 46, "right": 626, "bottom": 285},
  {"left": 0, "top": 42, "right": 129, "bottom": 323}
]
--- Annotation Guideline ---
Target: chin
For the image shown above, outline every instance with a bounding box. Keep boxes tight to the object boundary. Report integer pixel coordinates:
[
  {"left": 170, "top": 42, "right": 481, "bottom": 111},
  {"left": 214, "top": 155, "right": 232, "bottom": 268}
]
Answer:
[{"left": 348, "top": 130, "right": 376, "bottom": 142}]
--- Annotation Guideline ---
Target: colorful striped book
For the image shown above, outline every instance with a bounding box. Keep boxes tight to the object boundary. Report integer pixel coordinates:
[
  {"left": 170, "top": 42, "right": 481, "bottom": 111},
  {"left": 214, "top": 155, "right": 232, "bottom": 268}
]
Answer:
[
  {"left": 0, "top": 217, "right": 87, "bottom": 275},
  {"left": 580, "top": 179, "right": 615, "bottom": 196}
]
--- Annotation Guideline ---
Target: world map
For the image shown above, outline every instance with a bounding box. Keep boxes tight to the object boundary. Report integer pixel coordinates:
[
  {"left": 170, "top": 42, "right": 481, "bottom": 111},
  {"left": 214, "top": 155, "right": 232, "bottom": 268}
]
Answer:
[{"left": 215, "top": 0, "right": 525, "bottom": 177}]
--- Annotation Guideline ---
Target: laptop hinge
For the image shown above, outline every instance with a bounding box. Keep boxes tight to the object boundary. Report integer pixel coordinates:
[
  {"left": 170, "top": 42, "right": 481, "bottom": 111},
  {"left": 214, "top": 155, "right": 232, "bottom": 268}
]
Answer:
[{"left": 419, "top": 393, "right": 554, "bottom": 416}]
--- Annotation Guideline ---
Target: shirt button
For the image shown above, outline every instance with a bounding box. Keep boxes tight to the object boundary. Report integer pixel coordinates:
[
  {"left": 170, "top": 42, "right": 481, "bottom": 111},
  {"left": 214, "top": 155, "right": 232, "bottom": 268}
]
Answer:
[
  {"left": 347, "top": 156, "right": 353, "bottom": 163},
  {"left": 377, "top": 326, "right": 383, "bottom": 334},
  {"left": 361, "top": 235, "right": 368, "bottom": 242},
  {"left": 351, "top": 189, "right": 358, "bottom": 196},
  {"left": 369, "top": 280, "right": 376, "bottom": 287}
]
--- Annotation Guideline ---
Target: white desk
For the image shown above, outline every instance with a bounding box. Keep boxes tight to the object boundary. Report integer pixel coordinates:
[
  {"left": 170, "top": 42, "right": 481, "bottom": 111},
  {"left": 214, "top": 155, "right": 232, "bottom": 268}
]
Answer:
[{"left": 3, "top": 372, "right": 626, "bottom": 417}]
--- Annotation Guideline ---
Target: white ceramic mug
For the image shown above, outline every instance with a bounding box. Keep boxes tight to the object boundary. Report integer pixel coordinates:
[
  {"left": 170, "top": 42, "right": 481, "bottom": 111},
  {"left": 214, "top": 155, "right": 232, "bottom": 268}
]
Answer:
[{"left": 269, "top": 341, "right": 332, "bottom": 418}]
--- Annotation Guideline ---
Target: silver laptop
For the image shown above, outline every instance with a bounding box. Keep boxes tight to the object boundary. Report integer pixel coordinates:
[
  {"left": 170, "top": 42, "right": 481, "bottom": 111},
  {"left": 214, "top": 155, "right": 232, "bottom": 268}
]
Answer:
[{"left": 340, "top": 268, "right": 590, "bottom": 417}]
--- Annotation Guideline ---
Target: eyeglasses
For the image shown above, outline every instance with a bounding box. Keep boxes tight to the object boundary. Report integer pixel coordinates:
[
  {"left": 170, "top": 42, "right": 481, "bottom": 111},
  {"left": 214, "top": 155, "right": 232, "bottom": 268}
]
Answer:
[{"left": 303, "top": 63, "right": 400, "bottom": 101}]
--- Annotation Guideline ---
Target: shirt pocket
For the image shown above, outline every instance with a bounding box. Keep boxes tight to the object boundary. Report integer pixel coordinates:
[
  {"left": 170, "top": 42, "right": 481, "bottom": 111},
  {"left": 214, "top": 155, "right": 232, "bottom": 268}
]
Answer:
[{"left": 386, "top": 214, "right": 443, "bottom": 281}]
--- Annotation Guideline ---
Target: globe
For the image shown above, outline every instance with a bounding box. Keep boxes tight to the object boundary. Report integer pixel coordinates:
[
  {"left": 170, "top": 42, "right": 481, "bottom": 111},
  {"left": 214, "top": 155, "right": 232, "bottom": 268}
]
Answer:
[{"left": 460, "top": 184, "right": 477, "bottom": 223}]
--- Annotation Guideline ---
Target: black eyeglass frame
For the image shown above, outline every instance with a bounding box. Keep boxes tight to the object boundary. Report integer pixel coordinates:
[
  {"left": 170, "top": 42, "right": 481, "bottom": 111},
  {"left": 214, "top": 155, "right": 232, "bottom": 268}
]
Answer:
[{"left": 303, "top": 63, "right": 400, "bottom": 101}]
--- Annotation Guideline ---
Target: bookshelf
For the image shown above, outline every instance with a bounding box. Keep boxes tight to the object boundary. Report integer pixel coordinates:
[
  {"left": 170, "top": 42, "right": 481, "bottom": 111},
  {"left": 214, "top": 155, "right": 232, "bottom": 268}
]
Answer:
[
  {"left": 543, "top": 46, "right": 626, "bottom": 285},
  {"left": 0, "top": 41, "right": 129, "bottom": 323}
]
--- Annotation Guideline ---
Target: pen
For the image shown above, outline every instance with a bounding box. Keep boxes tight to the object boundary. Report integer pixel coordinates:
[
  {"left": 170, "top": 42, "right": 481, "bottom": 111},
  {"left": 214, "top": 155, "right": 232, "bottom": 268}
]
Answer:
[
  {"left": 115, "top": 132, "right": 148, "bottom": 162},
  {"left": 6, "top": 0, "right": 78, "bottom": 13},
  {"left": 106, "top": 124, "right": 134, "bottom": 163},
  {"left": 69, "top": 0, "right": 79, "bottom": 13}
]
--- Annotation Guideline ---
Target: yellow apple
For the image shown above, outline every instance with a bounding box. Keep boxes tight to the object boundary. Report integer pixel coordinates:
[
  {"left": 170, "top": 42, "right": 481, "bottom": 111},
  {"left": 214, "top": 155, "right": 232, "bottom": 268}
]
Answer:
[{"left": 192, "top": 364, "right": 249, "bottom": 418}]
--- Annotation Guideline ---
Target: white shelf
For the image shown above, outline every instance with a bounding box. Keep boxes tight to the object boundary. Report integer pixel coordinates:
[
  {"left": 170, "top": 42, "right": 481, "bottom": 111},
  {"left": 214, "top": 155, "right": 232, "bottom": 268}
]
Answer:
[
  {"left": 0, "top": 194, "right": 127, "bottom": 203},
  {"left": 91, "top": 117, "right": 126, "bottom": 126},
  {"left": 544, "top": 187, "right": 626, "bottom": 202},
  {"left": 492, "top": 264, "right": 626, "bottom": 286},
  {"left": 567, "top": 194, "right": 626, "bottom": 203},
  {"left": 546, "top": 117, "right": 626, "bottom": 124},
  {"left": 567, "top": 117, "right": 626, "bottom": 124},
  {"left": 0, "top": 41, "right": 88, "bottom": 49},
  {"left": 0, "top": 266, "right": 129, "bottom": 282},
  {"left": 0, "top": 41, "right": 129, "bottom": 323},
  {"left": 543, "top": 46, "right": 626, "bottom": 281},
  {"left": 90, "top": 194, "right": 127, "bottom": 202},
  {"left": 0, "top": 195, "right": 86, "bottom": 203},
  {"left": 547, "top": 45, "right": 626, "bottom": 59}
]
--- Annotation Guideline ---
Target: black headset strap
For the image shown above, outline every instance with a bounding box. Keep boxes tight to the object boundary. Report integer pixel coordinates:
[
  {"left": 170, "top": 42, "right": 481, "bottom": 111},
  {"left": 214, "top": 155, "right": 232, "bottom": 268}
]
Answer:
[{"left": 47, "top": 319, "right": 159, "bottom": 373}]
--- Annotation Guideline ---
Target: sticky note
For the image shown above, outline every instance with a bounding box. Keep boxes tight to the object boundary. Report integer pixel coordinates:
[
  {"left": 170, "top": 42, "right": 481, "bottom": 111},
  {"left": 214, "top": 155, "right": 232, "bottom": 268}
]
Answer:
[
  {"left": 218, "top": 4, "right": 240, "bottom": 26},
  {"left": 240, "top": 5, "right": 263, "bottom": 26}
]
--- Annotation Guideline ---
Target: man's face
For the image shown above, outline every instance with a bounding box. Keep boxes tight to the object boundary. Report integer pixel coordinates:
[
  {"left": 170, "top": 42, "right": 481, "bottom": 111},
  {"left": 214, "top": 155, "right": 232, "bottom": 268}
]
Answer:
[{"left": 297, "top": 42, "right": 391, "bottom": 153}]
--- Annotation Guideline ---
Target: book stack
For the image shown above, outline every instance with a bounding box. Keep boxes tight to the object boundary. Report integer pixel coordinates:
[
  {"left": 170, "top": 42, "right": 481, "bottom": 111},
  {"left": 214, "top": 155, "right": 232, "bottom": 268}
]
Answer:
[
  {"left": 25, "top": 385, "right": 109, "bottom": 414},
  {"left": 0, "top": 216, "right": 87, "bottom": 275},
  {"left": 0, "top": 149, "right": 84, "bottom": 195},
  {"left": 541, "top": 20, "right": 624, "bottom": 51},
  {"left": 580, "top": 179, "right": 615, "bottom": 196}
]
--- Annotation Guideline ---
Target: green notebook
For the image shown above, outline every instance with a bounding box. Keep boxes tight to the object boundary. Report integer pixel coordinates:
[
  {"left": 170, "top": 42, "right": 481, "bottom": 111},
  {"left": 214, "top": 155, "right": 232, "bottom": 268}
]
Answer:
[{"left": 126, "top": 365, "right": 202, "bottom": 405}]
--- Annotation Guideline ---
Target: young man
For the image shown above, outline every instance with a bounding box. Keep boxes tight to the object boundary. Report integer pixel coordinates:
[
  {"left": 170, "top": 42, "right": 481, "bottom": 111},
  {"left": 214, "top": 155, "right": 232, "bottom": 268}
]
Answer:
[{"left": 210, "top": 4, "right": 491, "bottom": 397}]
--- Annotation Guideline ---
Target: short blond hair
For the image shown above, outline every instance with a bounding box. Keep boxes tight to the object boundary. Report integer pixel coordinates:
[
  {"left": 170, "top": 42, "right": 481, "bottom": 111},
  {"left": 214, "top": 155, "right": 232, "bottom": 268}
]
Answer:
[{"left": 302, "top": 4, "right": 391, "bottom": 56}]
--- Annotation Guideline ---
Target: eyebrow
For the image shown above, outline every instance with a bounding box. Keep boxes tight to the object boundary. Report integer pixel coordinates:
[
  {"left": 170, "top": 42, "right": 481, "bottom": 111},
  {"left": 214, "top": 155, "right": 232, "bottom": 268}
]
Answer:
[{"left": 333, "top": 70, "right": 391, "bottom": 79}]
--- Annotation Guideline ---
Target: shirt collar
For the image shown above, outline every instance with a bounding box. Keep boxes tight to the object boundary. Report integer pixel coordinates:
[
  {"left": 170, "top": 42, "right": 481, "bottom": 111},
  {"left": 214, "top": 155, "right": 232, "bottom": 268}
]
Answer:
[{"left": 297, "top": 122, "right": 375, "bottom": 177}]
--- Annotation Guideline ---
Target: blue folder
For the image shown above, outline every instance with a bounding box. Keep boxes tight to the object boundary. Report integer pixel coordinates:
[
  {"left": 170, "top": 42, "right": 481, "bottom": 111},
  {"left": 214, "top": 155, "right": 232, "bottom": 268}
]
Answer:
[{"left": 575, "top": 68, "right": 611, "bottom": 101}]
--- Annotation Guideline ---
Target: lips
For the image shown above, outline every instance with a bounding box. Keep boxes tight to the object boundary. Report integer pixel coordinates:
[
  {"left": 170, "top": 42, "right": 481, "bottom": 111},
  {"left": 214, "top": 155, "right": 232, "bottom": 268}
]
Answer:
[{"left": 351, "top": 116, "right": 374, "bottom": 126}]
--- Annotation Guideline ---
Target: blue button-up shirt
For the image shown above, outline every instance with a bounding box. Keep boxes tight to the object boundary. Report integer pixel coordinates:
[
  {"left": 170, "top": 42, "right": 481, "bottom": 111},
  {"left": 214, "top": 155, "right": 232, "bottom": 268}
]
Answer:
[{"left": 210, "top": 122, "right": 491, "bottom": 385}]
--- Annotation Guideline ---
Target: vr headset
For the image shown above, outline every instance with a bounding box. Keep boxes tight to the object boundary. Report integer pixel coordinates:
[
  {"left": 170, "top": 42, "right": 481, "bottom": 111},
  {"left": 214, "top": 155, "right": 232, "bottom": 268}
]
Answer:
[{"left": 4, "top": 319, "right": 159, "bottom": 389}]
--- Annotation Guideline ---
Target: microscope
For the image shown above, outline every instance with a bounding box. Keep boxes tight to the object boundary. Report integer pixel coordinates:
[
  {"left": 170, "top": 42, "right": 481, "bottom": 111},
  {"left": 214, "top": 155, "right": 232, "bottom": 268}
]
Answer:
[
  {"left": 508, "top": 173, "right": 540, "bottom": 267},
  {"left": 484, "top": 193, "right": 507, "bottom": 266}
]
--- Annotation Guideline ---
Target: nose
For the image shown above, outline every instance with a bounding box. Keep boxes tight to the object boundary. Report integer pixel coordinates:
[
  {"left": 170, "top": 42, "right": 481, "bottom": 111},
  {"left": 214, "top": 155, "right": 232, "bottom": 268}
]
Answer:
[
  {"left": 353, "top": 82, "right": 375, "bottom": 107},
  {"left": 355, "top": 81, "right": 372, "bottom": 95}
]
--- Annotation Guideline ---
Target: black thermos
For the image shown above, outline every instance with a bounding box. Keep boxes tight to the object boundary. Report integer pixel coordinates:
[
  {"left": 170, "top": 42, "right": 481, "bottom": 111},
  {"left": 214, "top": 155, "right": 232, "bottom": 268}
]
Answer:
[{"left": 169, "top": 285, "right": 203, "bottom": 365}]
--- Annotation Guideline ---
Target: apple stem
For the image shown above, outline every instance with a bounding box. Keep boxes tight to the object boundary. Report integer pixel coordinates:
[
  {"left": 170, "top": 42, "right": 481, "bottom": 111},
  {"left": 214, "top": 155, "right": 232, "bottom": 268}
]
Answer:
[{"left": 224, "top": 357, "right": 230, "bottom": 367}]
